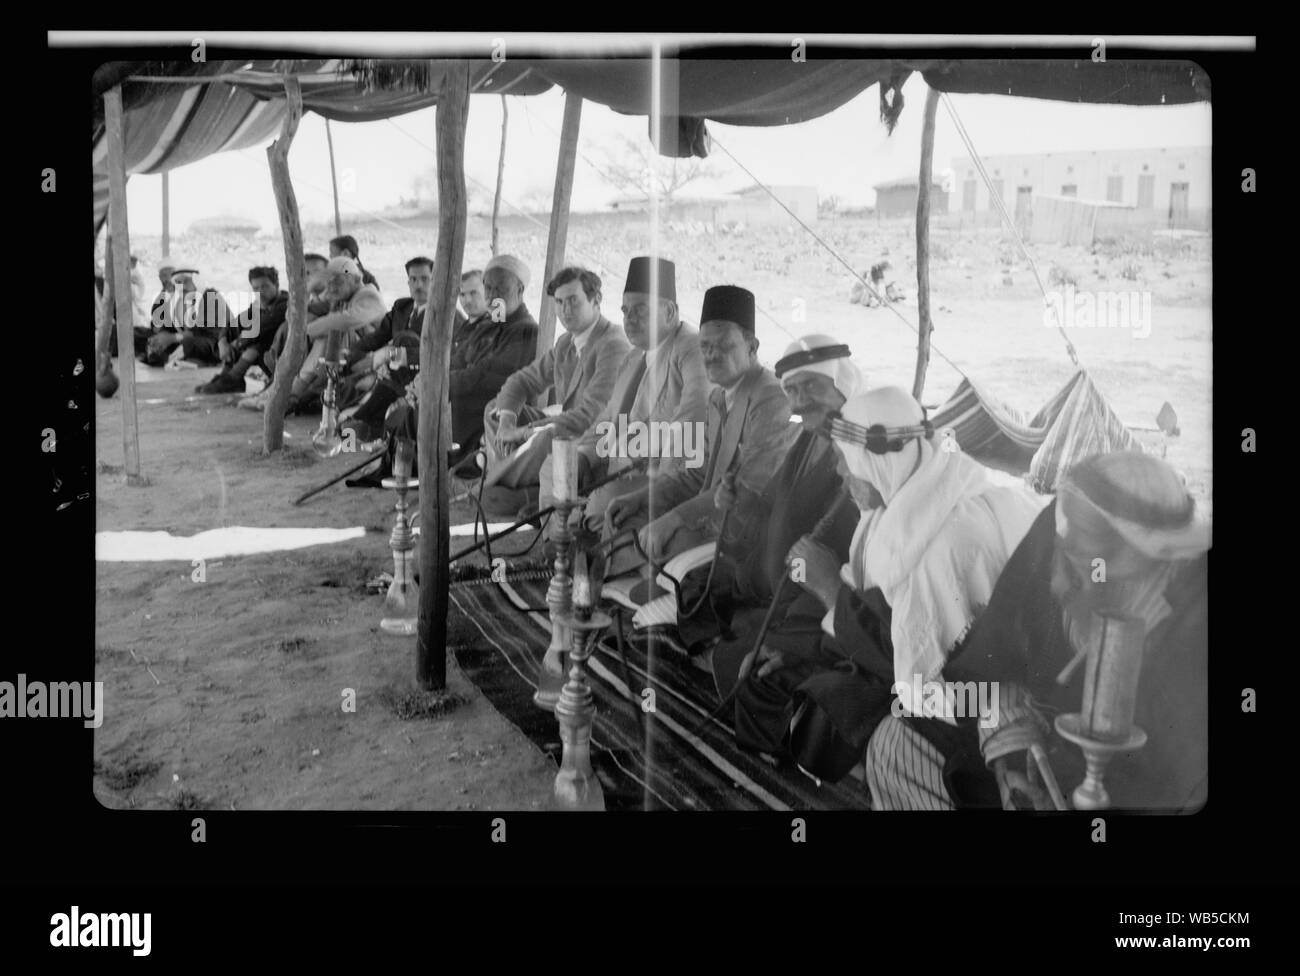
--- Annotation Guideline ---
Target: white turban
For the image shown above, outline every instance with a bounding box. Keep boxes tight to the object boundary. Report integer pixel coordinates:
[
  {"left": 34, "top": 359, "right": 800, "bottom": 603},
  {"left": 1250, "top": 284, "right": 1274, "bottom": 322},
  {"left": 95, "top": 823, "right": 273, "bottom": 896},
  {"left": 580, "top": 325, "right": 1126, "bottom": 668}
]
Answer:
[
  {"left": 776, "top": 333, "right": 863, "bottom": 400},
  {"left": 485, "top": 254, "right": 531, "bottom": 291}
]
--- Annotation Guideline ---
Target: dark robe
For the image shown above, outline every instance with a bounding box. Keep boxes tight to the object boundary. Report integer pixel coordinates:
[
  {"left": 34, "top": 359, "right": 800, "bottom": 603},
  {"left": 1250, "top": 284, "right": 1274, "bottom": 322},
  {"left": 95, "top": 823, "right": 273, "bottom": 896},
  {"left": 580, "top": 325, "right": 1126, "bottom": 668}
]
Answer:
[
  {"left": 381, "top": 304, "right": 538, "bottom": 460},
  {"left": 679, "top": 429, "right": 858, "bottom": 652},
  {"left": 235, "top": 290, "right": 288, "bottom": 357},
  {"left": 932, "top": 501, "right": 1208, "bottom": 811}
]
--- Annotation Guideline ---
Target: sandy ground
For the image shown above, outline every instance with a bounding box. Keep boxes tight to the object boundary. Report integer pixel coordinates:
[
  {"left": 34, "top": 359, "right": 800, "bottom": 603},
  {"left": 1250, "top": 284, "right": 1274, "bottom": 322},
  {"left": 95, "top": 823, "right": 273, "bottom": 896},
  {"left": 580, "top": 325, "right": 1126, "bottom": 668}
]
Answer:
[
  {"left": 94, "top": 365, "right": 558, "bottom": 811},
  {"left": 96, "top": 215, "right": 1211, "bottom": 810}
]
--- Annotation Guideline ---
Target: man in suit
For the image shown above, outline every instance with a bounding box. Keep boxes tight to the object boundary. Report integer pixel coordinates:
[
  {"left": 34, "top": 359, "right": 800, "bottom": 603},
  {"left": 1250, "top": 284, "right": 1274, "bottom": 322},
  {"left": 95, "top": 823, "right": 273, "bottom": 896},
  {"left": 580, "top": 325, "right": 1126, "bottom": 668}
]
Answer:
[
  {"left": 546, "top": 256, "right": 708, "bottom": 523},
  {"left": 337, "top": 256, "right": 456, "bottom": 439},
  {"left": 353, "top": 255, "right": 538, "bottom": 488},
  {"left": 480, "top": 265, "right": 632, "bottom": 516},
  {"left": 194, "top": 266, "right": 289, "bottom": 394},
  {"left": 603, "top": 284, "right": 799, "bottom": 577}
]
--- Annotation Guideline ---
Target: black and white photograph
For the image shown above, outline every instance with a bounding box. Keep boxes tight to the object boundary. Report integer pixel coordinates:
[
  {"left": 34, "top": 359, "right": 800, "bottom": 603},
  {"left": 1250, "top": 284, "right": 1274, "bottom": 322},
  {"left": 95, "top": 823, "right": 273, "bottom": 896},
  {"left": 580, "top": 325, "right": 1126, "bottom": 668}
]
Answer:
[{"left": 5, "top": 28, "right": 1280, "bottom": 956}]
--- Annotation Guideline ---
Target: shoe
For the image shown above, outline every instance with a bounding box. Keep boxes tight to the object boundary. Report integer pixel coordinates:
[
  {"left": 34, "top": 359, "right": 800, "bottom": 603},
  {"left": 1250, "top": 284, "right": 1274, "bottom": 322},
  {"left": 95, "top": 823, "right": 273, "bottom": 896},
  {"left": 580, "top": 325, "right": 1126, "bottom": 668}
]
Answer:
[
  {"left": 195, "top": 373, "right": 246, "bottom": 395},
  {"left": 237, "top": 390, "right": 269, "bottom": 411},
  {"left": 345, "top": 456, "right": 391, "bottom": 489},
  {"left": 516, "top": 502, "right": 543, "bottom": 531},
  {"left": 451, "top": 455, "right": 483, "bottom": 480}
]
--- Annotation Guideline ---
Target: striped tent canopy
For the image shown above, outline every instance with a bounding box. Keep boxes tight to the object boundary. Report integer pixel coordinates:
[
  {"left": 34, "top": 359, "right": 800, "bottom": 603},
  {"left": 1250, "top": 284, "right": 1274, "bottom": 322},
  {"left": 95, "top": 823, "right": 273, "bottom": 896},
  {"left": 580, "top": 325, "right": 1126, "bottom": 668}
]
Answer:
[
  {"left": 931, "top": 370, "right": 1140, "bottom": 492},
  {"left": 93, "top": 56, "right": 1210, "bottom": 231},
  {"left": 91, "top": 58, "right": 552, "bottom": 232}
]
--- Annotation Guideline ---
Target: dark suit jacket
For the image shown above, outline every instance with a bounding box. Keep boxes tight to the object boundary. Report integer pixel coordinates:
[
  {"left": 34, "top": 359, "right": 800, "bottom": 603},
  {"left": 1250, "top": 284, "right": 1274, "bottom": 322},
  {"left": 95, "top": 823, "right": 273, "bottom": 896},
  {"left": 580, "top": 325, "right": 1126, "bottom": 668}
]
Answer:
[{"left": 449, "top": 303, "right": 539, "bottom": 417}]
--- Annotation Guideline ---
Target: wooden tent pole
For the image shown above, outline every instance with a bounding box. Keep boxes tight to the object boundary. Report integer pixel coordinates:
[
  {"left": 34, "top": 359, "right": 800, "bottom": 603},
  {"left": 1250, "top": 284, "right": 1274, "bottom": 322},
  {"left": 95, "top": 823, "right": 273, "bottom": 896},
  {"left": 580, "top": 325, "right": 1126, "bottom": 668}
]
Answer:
[
  {"left": 416, "top": 62, "right": 471, "bottom": 691},
  {"left": 325, "top": 118, "right": 343, "bottom": 237},
  {"left": 161, "top": 171, "right": 170, "bottom": 258},
  {"left": 262, "top": 72, "right": 307, "bottom": 454},
  {"left": 912, "top": 85, "right": 940, "bottom": 403},
  {"left": 104, "top": 86, "right": 144, "bottom": 485},
  {"left": 491, "top": 94, "right": 508, "bottom": 256},
  {"left": 536, "top": 92, "right": 583, "bottom": 355},
  {"left": 95, "top": 232, "right": 116, "bottom": 365}
]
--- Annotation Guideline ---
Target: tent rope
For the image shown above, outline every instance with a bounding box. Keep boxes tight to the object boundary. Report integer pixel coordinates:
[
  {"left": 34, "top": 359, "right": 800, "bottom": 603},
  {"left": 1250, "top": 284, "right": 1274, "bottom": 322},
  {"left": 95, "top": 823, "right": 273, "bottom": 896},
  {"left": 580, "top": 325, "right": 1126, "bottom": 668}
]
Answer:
[
  {"left": 940, "top": 93, "right": 1081, "bottom": 369},
  {"left": 709, "top": 135, "right": 967, "bottom": 379}
]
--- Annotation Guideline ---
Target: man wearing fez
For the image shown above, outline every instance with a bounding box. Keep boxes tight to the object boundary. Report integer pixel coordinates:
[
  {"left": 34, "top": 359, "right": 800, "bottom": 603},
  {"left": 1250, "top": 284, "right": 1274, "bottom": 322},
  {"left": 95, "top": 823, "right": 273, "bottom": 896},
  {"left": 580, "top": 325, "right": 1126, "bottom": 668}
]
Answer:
[
  {"left": 603, "top": 284, "right": 798, "bottom": 578},
  {"left": 481, "top": 265, "right": 631, "bottom": 516},
  {"left": 866, "top": 451, "right": 1209, "bottom": 811},
  {"left": 539, "top": 256, "right": 709, "bottom": 523},
  {"left": 680, "top": 336, "right": 865, "bottom": 677}
]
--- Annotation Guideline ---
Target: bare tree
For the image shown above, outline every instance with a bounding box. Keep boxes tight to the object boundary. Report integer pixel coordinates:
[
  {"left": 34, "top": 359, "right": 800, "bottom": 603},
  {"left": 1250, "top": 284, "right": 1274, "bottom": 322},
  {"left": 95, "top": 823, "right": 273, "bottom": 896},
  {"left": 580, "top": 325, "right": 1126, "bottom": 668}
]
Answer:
[{"left": 599, "top": 135, "right": 718, "bottom": 206}]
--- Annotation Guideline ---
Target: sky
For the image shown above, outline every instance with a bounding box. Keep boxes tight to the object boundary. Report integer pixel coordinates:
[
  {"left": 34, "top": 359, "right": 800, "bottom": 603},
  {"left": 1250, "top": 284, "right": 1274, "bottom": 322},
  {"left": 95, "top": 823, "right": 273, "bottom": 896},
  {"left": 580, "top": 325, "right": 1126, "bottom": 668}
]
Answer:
[{"left": 122, "top": 69, "right": 1212, "bottom": 237}]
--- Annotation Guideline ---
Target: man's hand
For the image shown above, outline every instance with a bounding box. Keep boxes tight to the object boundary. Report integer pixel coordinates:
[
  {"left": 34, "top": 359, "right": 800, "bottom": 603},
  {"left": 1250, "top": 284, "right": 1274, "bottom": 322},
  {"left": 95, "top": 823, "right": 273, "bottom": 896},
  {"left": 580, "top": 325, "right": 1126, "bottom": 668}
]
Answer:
[
  {"left": 493, "top": 411, "right": 529, "bottom": 456},
  {"left": 638, "top": 511, "right": 682, "bottom": 564},
  {"left": 218, "top": 338, "right": 231, "bottom": 363},
  {"left": 604, "top": 492, "right": 646, "bottom": 536},
  {"left": 754, "top": 643, "right": 788, "bottom": 679},
  {"left": 787, "top": 535, "right": 842, "bottom": 608},
  {"left": 713, "top": 476, "right": 737, "bottom": 513},
  {"left": 993, "top": 754, "right": 1053, "bottom": 811}
]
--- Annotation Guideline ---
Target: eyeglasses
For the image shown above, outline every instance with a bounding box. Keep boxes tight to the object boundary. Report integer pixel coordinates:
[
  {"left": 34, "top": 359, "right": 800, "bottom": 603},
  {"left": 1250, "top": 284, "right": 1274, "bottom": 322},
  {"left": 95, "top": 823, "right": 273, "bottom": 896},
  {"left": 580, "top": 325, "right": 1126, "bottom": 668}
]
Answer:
[{"left": 823, "top": 410, "right": 934, "bottom": 454}]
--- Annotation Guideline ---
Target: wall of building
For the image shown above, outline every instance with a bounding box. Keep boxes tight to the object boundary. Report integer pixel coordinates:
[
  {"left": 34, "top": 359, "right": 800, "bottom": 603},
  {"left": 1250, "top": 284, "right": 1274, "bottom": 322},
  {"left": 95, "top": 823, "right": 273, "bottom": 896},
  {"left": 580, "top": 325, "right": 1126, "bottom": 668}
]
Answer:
[{"left": 946, "top": 147, "right": 1210, "bottom": 233}]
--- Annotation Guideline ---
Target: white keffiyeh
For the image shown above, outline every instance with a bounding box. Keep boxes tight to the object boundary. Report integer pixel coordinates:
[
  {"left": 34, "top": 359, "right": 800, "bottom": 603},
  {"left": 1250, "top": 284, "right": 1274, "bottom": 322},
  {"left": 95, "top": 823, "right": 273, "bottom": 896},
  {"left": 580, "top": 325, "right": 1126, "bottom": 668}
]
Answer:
[{"left": 833, "top": 387, "right": 1045, "bottom": 710}]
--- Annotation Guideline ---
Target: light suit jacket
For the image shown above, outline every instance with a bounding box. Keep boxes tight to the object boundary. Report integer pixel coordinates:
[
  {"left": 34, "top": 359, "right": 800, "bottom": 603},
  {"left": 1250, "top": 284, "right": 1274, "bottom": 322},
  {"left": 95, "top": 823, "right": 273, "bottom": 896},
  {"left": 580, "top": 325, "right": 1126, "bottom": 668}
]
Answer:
[
  {"left": 494, "top": 315, "right": 631, "bottom": 438},
  {"left": 651, "top": 362, "right": 798, "bottom": 532},
  {"left": 578, "top": 321, "right": 710, "bottom": 479}
]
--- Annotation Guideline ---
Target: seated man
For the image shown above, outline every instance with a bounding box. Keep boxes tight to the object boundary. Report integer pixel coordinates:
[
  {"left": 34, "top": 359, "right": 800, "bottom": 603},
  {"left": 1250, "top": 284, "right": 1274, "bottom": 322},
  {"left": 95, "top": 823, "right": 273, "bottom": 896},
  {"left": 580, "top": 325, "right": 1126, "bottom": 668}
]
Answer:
[
  {"left": 337, "top": 256, "right": 444, "bottom": 427},
  {"left": 603, "top": 285, "right": 799, "bottom": 578},
  {"left": 194, "top": 266, "right": 288, "bottom": 394},
  {"left": 329, "top": 234, "right": 379, "bottom": 291},
  {"left": 453, "top": 267, "right": 492, "bottom": 359},
  {"left": 679, "top": 335, "right": 864, "bottom": 667},
  {"left": 480, "top": 265, "right": 630, "bottom": 516},
  {"left": 718, "top": 386, "right": 1040, "bottom": 777},
  {"left": 142, "top": 265, "right": 235, "bottom": 367},
  {"left": 115, "top": 260, "right": 173, "bottom": 360},
  {"left": 542, "top": 256, "right": 708, "bottom": 523},
  {"left": 356, "top": 256, "right": 539, "bottom": 486},
  {"left": 866, "top": 451, "right": 1209, "bottom": 812},
  {"left": 286, "top": 256, "right": 385, "bottom": 414}
]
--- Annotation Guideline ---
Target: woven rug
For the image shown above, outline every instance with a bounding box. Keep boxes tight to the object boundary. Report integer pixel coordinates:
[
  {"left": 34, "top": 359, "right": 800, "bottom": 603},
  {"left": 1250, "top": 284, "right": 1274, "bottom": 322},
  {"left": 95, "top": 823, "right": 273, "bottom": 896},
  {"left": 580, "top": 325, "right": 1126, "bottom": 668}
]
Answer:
[{"left": 449, "top": 568, "right": 872, "bottom": 811}]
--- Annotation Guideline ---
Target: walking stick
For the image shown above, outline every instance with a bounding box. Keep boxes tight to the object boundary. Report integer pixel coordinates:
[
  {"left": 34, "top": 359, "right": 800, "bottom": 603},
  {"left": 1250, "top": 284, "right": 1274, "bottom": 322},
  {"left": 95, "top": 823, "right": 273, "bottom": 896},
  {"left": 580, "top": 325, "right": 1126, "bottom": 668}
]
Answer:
[
  {"left": 292, "top": 448, "right": 385, "bottom": 506},
  {"left": 689, "top": 572, "right": 793, "bottom": 741}
]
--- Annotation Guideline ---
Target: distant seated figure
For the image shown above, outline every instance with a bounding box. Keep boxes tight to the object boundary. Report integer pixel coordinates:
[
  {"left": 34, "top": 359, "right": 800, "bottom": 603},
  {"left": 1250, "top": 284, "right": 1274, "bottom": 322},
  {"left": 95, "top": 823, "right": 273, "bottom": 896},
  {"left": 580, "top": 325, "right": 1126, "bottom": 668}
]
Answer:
[
  {"left": 329, "top": 234, "right": 380, "bottom": 292},
  {"left": 141, "top": 265, "right": 235, "bottom": 367},
  {"left": 478, "top": 264, "right": 630, "bottom": 516},
  {"left": 194, "top": 266, "right": 288, "bottom": 394},
  {"left": 340, "top": 256, "right": 457, "bottom": 441},
  {"left": 602, "top": 285, "right": 800, "bottom": 578},
  {"left": 870, "top": 451, "right": 1210, "bottom": 812},
  {"left": 285, "top": 256, "right": 385, "bottom": 413},
  {"left": 110, "top": 259, "right": 172, "bottom": 360},
  {"left": 354, "top": 257, "right": 539, "bottom": 487}
]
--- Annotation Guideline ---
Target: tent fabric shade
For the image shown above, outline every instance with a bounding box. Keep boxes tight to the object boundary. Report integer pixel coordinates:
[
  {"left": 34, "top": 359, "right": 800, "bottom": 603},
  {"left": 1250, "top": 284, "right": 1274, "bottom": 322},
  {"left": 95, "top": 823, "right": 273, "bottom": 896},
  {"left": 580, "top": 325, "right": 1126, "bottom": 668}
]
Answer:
[
  {"left": 91, "top": 58, "right": 552, "bottom": 231},
  {"left": 919, "top": 59, "right": 1211, "bottom": 106},
  {"left": 92, "top": 56, "right": 1211, "bottom": 222},
  {"left": 931, "top": 370, "right": 1142, "bottom": 492}
]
